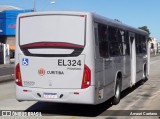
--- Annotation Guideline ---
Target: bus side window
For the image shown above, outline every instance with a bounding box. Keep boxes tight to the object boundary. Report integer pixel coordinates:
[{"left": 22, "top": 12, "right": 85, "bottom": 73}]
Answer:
[
  {"left": 108, "top": 26, "right": 120, "bottom": 57},
  {"left": 135, "top": 34, "right": 139, "bottom": 54},
  {"left": 94, "top": 23, "right": 101, "bottom": 58},
  {"left": 136, "top": 34, "right": 146, "bottom": 54},
  {"left": 142, "top": 35, "right": 147, "bottom": 53},
  {"left": 98, "top": 24, "right": 109, "bottom": 58},
  {"left": 125, "top": 31, "right": 130, "bottom": 55},
  {"left": 94, "top": 23, "right": 99, "bottom": 46},
  {"left": 117, "top": 29, "right": 126, "bottom": 55}
]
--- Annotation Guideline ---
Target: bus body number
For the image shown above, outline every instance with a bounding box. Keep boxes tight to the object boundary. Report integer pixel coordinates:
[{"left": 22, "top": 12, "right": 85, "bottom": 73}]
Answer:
[{"left": 58, "top": 59, "right": 81, "bottom": 67}]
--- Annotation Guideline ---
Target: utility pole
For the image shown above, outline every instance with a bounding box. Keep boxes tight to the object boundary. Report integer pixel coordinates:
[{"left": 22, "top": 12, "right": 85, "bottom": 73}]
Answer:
[{"left": 34, "top": 0, "right": 36, "bottom": 12}]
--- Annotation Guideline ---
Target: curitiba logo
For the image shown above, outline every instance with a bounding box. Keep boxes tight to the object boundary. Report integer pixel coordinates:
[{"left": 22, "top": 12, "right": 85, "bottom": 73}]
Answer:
[{"left": 38, "top": 68, "right": 45, "bottom": 76}]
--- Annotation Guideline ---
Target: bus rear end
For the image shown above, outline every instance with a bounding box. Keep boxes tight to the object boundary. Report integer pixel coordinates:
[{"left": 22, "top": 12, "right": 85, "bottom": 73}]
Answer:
[{"left": 15, "top": 11, "right": 95, "bottom": 104}]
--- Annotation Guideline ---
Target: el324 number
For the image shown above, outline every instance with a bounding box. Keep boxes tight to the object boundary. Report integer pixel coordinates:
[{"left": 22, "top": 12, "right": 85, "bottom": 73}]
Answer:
[{"left": 58, "top": 59, "right": 81, "bottom": 66}]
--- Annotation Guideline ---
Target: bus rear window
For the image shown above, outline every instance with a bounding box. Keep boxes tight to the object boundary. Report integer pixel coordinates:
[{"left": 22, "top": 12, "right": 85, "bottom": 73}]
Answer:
[{"left": 19, "top": 15, "right": 86, "bottom": 46}]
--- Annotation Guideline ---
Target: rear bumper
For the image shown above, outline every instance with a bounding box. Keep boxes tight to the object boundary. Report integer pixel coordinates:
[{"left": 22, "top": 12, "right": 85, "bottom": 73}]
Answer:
[{"left": 16, "top": 85, "right": 96, "bottom": 105}]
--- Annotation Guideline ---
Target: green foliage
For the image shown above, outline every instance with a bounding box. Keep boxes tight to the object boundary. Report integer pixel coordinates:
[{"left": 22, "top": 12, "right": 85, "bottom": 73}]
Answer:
[{"left": 138, "top": 26, "right": 150, "bottom": 36}]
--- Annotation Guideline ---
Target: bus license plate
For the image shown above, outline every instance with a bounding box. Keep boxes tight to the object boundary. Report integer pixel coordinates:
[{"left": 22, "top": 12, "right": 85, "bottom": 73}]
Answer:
[{"left": 43, "top": 93, "right": 58, "bottom": 99}]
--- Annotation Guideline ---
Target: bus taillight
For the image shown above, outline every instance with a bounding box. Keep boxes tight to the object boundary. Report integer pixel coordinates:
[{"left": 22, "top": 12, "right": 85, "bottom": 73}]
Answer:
[
  {"left": 81, "top": 64, "right": 91, "bottom": 89},
  {"left": 15, "top": 63, "right": 22, "bottom": 86}
]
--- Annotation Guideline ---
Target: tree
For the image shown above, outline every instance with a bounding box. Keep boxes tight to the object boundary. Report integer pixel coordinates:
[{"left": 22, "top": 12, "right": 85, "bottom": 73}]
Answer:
[{"left": 138, "top": 26, "right": 150, "bottom": 36}]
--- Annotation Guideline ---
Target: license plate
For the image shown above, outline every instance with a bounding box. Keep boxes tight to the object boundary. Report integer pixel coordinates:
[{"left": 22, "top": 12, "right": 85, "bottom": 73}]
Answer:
[{"left": 43, "top": 93, "right": 58, "bottom": 99}]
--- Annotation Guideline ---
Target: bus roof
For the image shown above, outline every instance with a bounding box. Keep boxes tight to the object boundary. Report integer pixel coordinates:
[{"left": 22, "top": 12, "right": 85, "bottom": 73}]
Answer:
[
  {"left": 92, "top": 12, "right": 148, "bottom": 36},
  {"left": 18, "top": 11, "right": 148, "bottom": 36}
]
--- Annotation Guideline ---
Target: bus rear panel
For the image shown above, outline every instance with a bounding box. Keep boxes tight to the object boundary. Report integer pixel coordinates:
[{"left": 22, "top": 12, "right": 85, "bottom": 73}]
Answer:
[{"left": 15, "top": 11, "right": 96, "bottom": 104}]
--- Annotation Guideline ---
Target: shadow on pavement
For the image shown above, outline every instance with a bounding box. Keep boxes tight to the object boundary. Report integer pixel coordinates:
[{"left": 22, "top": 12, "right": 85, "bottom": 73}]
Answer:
[
  {"left": 121, "top": 78, "right": 148, "bottom": 99},
  {"left": 25, "top": 79, "right": 148, "bottom": 117},
  {"left": 25, "top": 99, "right": 112, "bottom": 117}
]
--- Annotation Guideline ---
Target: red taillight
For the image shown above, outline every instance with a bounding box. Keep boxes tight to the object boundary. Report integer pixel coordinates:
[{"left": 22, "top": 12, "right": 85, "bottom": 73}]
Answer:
[
  {"left": 81, "top": 65, "right": 91, "bottom": 89},
  {"left": 15, "top": 63, "right": 22, "bottom": 86},
  {"left": 20, "top": 16, "right": 25, "bottom": 19},
  {"left": 80, "top": 15, "right": 85, "bottom": 17}
]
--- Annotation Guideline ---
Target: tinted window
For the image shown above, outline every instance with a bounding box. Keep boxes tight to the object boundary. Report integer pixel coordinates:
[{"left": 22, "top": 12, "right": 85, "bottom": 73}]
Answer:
[
  {"left": 98, "top": 24, "right": 109, "bottom": 58},
  {"left": 125, "top": 31, "right": 130, "bottom": 55},
  {"left": 141, "top": 35, "right": 147, "bottom": 53},
  {"left": 136, "top": 34, "right": 146, "bottom": 54},
  {"left": 108, "top": 27, "right": 123, "bottom": 57}
]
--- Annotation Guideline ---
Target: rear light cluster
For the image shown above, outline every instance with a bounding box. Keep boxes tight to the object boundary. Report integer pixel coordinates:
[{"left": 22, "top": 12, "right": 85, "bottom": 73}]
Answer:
[
  {"left": 81, "top": 65, "right": 91, "bottom": 89},
  {"left": 15, "top": 63, "right": 91, "bottom": 88},
  {"left": 15, "top": 63, "right": 22, "bottom": 86},
  {"left": 20, "top": 16, "right": 25, "bottom": 19}
]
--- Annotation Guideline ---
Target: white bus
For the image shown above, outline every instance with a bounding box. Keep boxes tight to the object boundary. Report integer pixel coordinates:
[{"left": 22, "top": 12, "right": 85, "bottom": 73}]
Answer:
[{"left": 15, "top": 11, "right": 149, "bottom": 105}]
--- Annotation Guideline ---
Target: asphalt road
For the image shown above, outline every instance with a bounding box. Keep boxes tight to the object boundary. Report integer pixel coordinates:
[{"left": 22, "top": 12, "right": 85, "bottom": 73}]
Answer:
[
  {"left": 0, "top": 56, "right": 160, "bottom": 119},
  {"left": 0, "top": 63, "right": 14, "bottom": 83},
  {"left": 0, "top": 63, "right": 14, "bottom": 75}
]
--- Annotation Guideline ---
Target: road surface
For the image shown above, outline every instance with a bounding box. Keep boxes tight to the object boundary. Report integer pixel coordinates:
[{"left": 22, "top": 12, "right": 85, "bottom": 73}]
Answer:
[{"left": 0, "top": 56, "right": 160, "bottom": 119}]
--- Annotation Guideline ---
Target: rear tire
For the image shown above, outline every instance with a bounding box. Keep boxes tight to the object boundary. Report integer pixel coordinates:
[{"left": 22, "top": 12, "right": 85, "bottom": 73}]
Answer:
[
  {"left": 112, "top": 79, "right": 121, "bottom": 105},
  {"left": 140, "top": 64, "right": 148, "bottom": 85},
  {"left": 144, "top": 64, "right": 148, "bottom": 80}
]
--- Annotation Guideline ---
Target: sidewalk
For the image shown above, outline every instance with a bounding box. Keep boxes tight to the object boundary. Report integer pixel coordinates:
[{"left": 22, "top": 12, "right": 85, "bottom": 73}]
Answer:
[
  {"left": 0, "top": 59, "right": 15, "bottom": 83},
  {"left": 150, "top": 53, "right": 160, "bottom": 57},
  {"left": 0, "top": 74, "right": 14, "bottom": 83}
]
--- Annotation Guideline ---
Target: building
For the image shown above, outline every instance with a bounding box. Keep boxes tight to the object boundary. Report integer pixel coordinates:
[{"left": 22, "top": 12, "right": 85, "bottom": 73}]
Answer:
[
  {"left": 0, "top": 5, "right": 22, "bottom": 12},
  {"left": 0, "top": 6, "right": 33, "bottom": 57},
  {"left": 149, "top": 37, "right": 160, "bottom": 55}
]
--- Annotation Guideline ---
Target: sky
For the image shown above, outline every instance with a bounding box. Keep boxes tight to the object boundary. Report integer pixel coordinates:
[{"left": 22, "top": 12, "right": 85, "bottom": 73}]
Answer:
[{"left": 0, "top": 0, "right": 159, "bottom": 40}]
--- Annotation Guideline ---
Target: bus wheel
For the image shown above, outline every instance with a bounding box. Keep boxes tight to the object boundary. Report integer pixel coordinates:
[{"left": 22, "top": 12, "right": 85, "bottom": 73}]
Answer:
[
  {"left": 140, "top": 64, "right": 148, "bottom": 85},
  {"left": 112, "top": 79, "right": 121, "bottom": 105},
  {"left": 144, "top": 64, "right": 148, "bottom": 80}
]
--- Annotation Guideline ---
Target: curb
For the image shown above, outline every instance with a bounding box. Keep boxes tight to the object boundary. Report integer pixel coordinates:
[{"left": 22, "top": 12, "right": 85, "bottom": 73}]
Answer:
[{"left": 0, "top": 74, "right": 15, "bottom": 83}]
